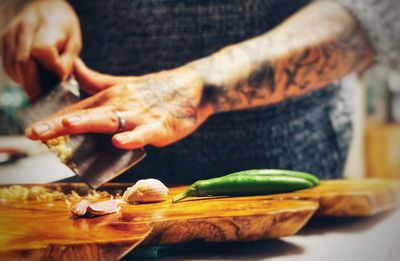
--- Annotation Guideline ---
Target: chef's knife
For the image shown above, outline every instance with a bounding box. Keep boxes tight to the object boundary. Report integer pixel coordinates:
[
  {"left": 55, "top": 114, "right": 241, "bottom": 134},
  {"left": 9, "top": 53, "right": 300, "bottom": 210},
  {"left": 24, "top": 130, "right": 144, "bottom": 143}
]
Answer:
[{"left": 16, "top": 69, "right": 146, "bottom": 188}]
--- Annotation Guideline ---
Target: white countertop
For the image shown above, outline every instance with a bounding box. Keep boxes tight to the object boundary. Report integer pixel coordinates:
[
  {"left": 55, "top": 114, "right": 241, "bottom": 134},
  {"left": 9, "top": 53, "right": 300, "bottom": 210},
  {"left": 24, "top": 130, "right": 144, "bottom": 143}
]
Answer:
[
  {"left": 161, "top": 209, "right": 400, "bottom": 261},
  {"left": 0, "top": 135, "right": 74, "bottom": 184},
  {"left": 1, "top": 136, "right": 399, "bottom": 261}
]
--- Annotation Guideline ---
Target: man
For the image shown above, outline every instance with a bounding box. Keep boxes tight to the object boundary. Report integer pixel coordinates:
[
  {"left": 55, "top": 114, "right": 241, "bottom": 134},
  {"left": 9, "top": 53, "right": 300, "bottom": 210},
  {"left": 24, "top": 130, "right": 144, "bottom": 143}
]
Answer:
[{"left": 0, "top": 0, "right": 398, "bottom": 183}]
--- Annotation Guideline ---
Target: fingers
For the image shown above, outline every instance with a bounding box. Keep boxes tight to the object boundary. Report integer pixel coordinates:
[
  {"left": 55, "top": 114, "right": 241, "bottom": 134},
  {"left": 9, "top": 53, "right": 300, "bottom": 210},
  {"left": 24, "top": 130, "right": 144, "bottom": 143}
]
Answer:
[
  {"left": 59, "top": 21, "right": 81, "bottom": 80},
  {"left": 25, "top": 93, "right": 106, "bottom": 140},
  {"left": 0, "top": 0, "right": 83, "bottom": 102},
  {"left": 15, "top": 23, "right": 35, "bottom": 81},
  {"left": 25, "top": 115, "right": 67, "bottom": 141},
  {"left": 5, "top": 28, "right": 18, "bottom": 82},
  {"left": 51, "top": 93, "right": 104, "bottom": 116},
  {"left": 17, "top": 59, "right": 41, "bottom": 100},
  {"left": 1, "top": 26, "right": 19, "bottom": 83},
  {"left": 25, "top": 107, "right": 113, "bottom": 140},
  {"left": 38, "top": 87, "right": 114, "bottom": 119},
  {"left": 15, "top": 22, "right": 34, "bottom": 64},
  {"left": 14, "top": 23, "right": 41, "bottom": 100},
  {"left": 1, "top": 23, "right": 66, "bottom": 99},
  {"left": 74, "top": 58, "right": 133, "bottom": 94},
  {"left": 25, "top": 107, "right": 143, "bottom": 141},
  {"left": 112, "top": 123, "right": 168, "bottom": 149},
  {"left": 31, "top": 25, "right": 65, "bottom": 77},
  {"left": 59, "top": 32, "right": 81, "bottom": 81},
  {"left": 61, "top": 110, "right": 122, "bottom": 134}
]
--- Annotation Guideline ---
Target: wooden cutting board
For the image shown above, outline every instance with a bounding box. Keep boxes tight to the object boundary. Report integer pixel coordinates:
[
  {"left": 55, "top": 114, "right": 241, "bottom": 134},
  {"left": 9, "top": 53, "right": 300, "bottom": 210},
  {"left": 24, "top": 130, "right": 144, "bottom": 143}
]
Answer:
[
  {"left": 267, "top": 179, "right": 400, "bottom": 216},
  {"left": 0, "top": 179, "right": 399, "bottom": 260}
]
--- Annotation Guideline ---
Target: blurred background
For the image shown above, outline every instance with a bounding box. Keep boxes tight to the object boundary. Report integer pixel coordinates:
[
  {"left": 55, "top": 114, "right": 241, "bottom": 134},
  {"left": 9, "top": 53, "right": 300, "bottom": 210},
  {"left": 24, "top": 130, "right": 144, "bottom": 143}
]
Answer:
[
  {"left": 362, "top": 63, "right": 400, "bottom": 180},
  {"left": 0, "top": 62, "right": 76, "bottom": 183}
]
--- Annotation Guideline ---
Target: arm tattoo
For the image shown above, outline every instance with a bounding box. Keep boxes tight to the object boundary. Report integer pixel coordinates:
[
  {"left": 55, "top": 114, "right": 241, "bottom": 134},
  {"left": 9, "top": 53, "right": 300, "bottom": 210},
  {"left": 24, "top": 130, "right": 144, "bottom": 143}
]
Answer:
[
  {"left": 189, "top": 1, "right": 374, "bottom": 113},
  {"left": 124, "top": 73, "right": 199, "bottom": 123}
]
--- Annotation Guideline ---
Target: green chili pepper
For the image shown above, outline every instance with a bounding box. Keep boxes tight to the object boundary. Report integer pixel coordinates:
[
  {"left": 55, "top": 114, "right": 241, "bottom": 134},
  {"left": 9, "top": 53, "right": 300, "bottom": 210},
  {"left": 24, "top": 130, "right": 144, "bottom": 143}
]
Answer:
[
  {"left": 172, "top": 175, "right": 314, "bottom": 203},
  {"left": 225, "top": 169, "right": 320, "bottom": 186}
]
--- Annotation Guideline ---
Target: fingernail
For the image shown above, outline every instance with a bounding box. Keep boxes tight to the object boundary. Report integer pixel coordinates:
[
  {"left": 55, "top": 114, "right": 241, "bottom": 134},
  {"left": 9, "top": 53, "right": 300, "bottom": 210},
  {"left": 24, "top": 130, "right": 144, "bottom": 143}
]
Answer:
[
  {"left": 115, "top": 134, "right": 128, "bottom": 143},
  {"left": 33, "top": 124, "right": 50, "bottom": 135},
  {"left": 66, "top": 116, "right": 81, "bottom": 124}
]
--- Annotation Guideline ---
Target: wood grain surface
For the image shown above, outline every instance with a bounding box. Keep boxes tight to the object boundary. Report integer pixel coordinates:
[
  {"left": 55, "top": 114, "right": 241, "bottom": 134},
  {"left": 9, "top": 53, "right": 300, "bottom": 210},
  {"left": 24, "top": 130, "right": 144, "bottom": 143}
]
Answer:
[
  {"left": 0, "top": 201, "right": 153, "bottom": 260},
  {"left": 267, "top": 179, "right": 400, "bottom": 216},
  {"left": 0, "top": 179, "right": 399, "bottom": 260}
]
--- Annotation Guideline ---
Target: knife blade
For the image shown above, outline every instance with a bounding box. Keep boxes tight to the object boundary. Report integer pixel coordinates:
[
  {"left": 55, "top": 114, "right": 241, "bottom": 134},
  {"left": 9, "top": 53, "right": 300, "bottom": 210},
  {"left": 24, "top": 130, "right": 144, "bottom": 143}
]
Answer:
[{"left": 16, "top": 72, "right": 146, "bottom": 188}]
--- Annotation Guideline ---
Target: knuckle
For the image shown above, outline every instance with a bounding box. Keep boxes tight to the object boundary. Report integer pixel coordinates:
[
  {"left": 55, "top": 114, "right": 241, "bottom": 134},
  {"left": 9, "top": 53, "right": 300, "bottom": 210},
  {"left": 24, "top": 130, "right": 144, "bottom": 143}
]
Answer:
[
  {"left": 31, "top": 41, "right": 50, "bottom": 53},
  {"left": 134, "top": 137, "right": 146, "bottom": 147},
  {"left": 106, "top": 111, "right": 119, "bottom": 126},
  {"left": 32, "top": 38, "right": 58, "bottom": 56},
  {"left": 161, "top": 120, "right": 175, "bottom": 137},
  {"left": 74, "top": 40, "right": 82, "bottom": 51},
  {"left": 102, "top": 89, "right": 113, "bottom": 99},
  {"left": 31, "top": 45, "right": 49, "bottom": 57},
  {"left": 152, "top": 140, "right": 168, "bottom": 147},
  {"left": 102, "top": 88, "right": 119, "bottom": 100},
  {"left": 149, "top": 125, "right": 170, "bottom": 147},
  {"left": 16, "top": 46, "right": 31, "bottom": 62},
  {"left": 163, "top": 128, "right": 172, "bottom": 141},
  {"left": 23, "top": 13, "right": 37, "bottom": 26},
  {"left": 18, "top": 23, "right": 35, "bottom": 39},
  {"left": 91, "top": 93, "right": 108, "bottom": 106},
  {"left": 16, "top": 53, "right": 30, "bottom": 63}
]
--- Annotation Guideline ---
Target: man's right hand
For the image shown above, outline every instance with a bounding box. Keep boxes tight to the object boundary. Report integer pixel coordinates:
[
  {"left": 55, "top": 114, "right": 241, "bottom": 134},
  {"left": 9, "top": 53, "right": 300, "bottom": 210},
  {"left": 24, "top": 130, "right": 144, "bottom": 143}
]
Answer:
[{"left": 0, "top": 0, "right": 82, "bottom": 100}]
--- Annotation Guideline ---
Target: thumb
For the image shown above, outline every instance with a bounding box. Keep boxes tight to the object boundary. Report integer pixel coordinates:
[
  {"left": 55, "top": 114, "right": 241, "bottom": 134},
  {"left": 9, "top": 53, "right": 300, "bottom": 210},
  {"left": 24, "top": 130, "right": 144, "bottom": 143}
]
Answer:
[
  {"left": 59, "top": 53, "right": 74, "bottom": 81},
  {"left": 73, "top": 58, "right": 129, "bottom": 94},
  {"left": 59, "top": 35, "right": 82, "bottom": 81}
]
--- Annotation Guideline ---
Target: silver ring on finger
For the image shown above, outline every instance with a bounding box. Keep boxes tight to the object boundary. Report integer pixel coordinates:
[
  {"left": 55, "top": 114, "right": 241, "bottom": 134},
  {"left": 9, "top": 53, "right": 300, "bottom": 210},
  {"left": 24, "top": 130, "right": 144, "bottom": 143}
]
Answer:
[{"left": 114, "top": 111, "right": 126, "bottom": 133}]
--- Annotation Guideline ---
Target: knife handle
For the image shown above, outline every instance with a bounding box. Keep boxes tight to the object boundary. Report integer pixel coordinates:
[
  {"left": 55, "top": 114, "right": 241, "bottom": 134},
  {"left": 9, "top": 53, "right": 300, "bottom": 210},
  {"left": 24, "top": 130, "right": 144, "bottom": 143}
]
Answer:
[{"left": 37, "top": 62, "right": 61, "bottom": 96}]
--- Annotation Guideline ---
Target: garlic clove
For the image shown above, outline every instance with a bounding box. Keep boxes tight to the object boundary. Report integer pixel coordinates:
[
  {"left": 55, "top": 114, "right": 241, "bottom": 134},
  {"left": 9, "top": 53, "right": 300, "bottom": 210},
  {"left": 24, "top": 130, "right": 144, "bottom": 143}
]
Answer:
[
  {"left": 71, "top": 199, "right": 90, "bottom": 217},
  {"left": 123, "top": 178, "right": 169, "bottom": 203},
  {"left": 87, "top": 199, "right": 121, "bottom": 216}
]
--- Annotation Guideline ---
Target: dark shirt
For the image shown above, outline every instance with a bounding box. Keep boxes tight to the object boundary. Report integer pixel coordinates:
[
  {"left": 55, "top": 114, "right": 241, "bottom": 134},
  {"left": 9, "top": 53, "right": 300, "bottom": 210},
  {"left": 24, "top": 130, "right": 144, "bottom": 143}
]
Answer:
[{"left": 69, "top": 0, "right": 351, "bottom": 184}]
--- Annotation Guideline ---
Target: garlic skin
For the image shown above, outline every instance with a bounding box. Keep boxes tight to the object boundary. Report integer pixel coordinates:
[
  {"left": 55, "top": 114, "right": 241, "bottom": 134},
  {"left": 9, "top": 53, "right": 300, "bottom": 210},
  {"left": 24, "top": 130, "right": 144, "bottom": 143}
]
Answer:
[
  {"left": 123, "top": 179, "right": 169, "bottom": 203},
  {"left": 71, "top": 199, "right": 90, "bottom": 217},
  {"left": 87, "top": 199, "right": 121, "bottom": 216}
]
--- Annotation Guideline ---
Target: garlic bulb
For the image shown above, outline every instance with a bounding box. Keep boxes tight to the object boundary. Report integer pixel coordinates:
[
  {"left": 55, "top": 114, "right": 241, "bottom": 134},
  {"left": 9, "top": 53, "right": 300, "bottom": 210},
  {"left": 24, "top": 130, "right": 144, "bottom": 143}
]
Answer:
[{"left": 123, "top": 179, "right": 169, "bottom": 203}]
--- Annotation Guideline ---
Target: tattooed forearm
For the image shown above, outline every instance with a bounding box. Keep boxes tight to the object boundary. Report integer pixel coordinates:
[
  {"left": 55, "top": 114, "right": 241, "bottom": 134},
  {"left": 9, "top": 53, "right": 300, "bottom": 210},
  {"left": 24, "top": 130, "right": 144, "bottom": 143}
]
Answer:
[{"left": 188, "top": 1, "right": 374, "bottom": 113}]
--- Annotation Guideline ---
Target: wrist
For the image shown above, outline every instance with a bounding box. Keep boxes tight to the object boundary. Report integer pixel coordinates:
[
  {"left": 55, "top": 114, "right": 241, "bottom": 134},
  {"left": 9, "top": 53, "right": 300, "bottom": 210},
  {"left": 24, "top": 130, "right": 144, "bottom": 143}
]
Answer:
[
  {"left": 186, "top": 42, "right": 277, "bottom": 114},
  {"left": 169, "top": 65, "right": 215, "bottom": 122},
  {"left": 187, "top": 46, "right": 253, "bottom": 114}
]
